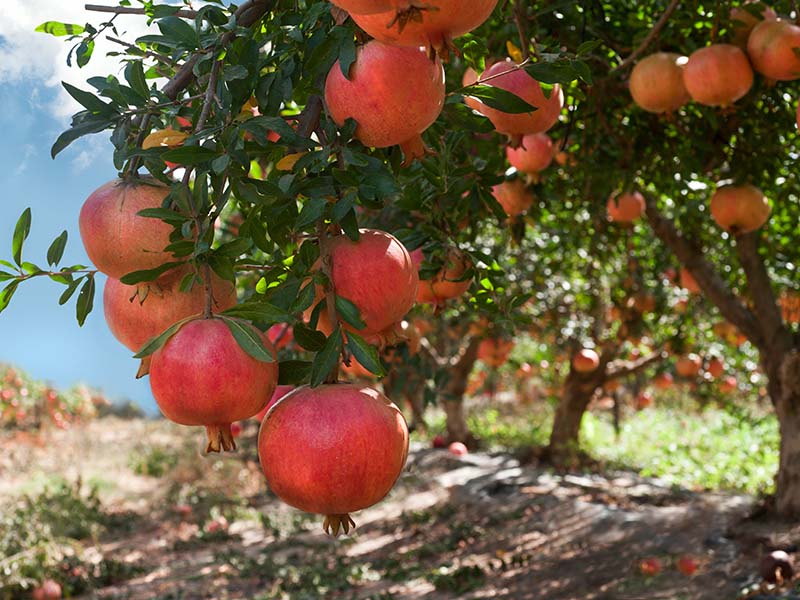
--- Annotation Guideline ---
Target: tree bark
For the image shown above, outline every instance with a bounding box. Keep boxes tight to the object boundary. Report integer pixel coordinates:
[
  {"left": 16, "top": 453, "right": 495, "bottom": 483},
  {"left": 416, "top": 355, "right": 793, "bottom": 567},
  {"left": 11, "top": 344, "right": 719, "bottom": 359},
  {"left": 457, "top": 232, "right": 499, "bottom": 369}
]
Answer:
[
  {"left": 769, "top": 350, "right": 800, "bottom": 515},
  {"left": 547, "top": 368, "right": 604, "bottom": 465},
  {"left": 440, "top": 337, "right": 481, "bottom": 445}
]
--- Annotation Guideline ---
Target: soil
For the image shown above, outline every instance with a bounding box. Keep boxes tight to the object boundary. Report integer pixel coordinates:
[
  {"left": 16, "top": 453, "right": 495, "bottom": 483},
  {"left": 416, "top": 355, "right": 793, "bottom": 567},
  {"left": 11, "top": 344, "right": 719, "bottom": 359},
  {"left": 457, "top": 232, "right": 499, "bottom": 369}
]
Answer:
[{"left": 2, "top": 417, "right": 799, "bottom": 600}]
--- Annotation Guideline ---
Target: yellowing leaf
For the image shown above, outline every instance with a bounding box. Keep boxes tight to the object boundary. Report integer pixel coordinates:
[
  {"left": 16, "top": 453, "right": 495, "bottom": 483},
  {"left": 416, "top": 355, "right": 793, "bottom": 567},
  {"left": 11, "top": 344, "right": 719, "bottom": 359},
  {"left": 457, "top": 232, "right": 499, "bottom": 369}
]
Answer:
[
  {"left": 506, "top": 41, "right": 523, "bottom": 64},
  {"left": 237, "top": 95, "right": 259, "bottom": 121},
  {"left": 142, "top": 128, "right": 188, "bottom": 150},
  {"left": 276, "top": 152, "right": 306, "bottom": 171}
]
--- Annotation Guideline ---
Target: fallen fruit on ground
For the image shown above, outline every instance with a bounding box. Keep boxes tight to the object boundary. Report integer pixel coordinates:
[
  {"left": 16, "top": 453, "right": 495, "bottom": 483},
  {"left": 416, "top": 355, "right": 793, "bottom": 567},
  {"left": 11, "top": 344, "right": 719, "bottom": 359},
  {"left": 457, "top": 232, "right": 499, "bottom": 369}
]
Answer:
[
  {"left": 149, "top": 317, "right": 278, "bottom": 453},
  {"left": 258, "top": 383, "right": 409, "bottom": 536},
  {"left": 759, "top": 550, "right": 795, "bottom": 583},
  {"left": 448, "top": 441, "right": 469, "bottom": 456}
]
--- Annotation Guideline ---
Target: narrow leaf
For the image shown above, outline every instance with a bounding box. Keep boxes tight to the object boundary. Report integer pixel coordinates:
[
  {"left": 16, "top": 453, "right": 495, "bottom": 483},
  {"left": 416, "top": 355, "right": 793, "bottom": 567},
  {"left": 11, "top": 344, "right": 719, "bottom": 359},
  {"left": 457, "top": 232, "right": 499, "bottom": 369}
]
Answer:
[
  {"left": 335, "top": 295, "right": 366, "bottom": 330},
  {"left": 134, "top": 317, "right": 192, "bottom": 358},
  {"left": 222, "top": 317, "right": 276, "bottom": 362},
  {"left": 75, "top": 274, "right": 95, "bottom": 326},
  {"left": 310, "top": 327, "right": 342, "bottom": 387},
  {"left": 0, "top": 281, "right": 20, "bottom": 313},
  {"left": 12, "top": 208, "right": 31, "bottom": 266},
  {"left": 46, "top": 230, "right": 68, "bottom": 266},
  {"left": 345, "top": 331, "right": 386, "bottom": 377}
]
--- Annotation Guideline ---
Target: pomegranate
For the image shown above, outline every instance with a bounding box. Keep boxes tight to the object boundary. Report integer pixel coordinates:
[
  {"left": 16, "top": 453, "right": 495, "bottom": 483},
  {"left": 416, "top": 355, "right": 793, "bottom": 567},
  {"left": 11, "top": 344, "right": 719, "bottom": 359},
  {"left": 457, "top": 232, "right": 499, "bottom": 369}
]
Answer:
[
  {"left": 331, "top": 0, "right": 398, "bottom": 14},
  {"left": 506, "top": 133, "right": 554, "bottom": 173},
  {"left": 679, "top": 267, "right": 701, "bottom": 294},
  {"left": 267, "top": 323, "right": 294, "bottom": 350},
  {"left": 676, "top": 555, "right": 699, "bottom": 576},
  {"left": 448, "top": 441, "right": 469, "bottom": 456},
  {"left": 710, "top": 184, "right": 771, "bottom": 234},
  {"left": 32, "top": 580, "right": 62, "bottom": 600},
  {"left": 720, "top": 375, "right": 738, "bottom": 394},
  {"left": 341, "top": 355, "right": 377, "bottom": 380},
  {"left": 103, "top": 270, "right": 236, "bottom": 352},
  {"left": 747, "top": 19, "right": 800, "bottom": 80},
  {"left": 255, "top": 385, "right": 294, "bottom": 422},
  {"left": 629, "top": 52, "right": 691, "bottom": 113},
  {"left": 79, "top": 178, "right": 176, "bottom": 279},
  {"left": 573, "top": 348, "right": 600, "bottom": 373},
  {"left": 730, "top": 2, "right": 777, "bottom": 47},
  {"left": 472, "top": 60, "right": 564, "bottom": 138},
  {"left": 258, "top": 383, "right": 409, "bottom": 535},
  {"left": 605, "top": 379, "right": 621, "bottom": 393},
  {"left": 654, "top": 372, "right": 674, "bottom": 390},
  {"left": 311, "top": 229, "right": 418, "bottom": 342},
  {"left": 706, "top": 356, "right": 725, "bottom": 379},
  {"left": 683, "top": 44, "right": 753, "bottom": 106},
  {"left": 759, "top": 550, "right": 794, "bottom": 583},
  {"left": 350, "top": 1, "right": 498, "bottom": 54},
  {"left": 324, "top": 41, "right": 445, "bottom": 166},
  {"left": 639, "top": 557, "right": 662, "bottom": 576},
  {"left": 478, "top": 337, "right": 515, "bottom": 367},
  {"left": 149, "top": 317, "right": 278, "bottom": 452},
  {"left": 432, "top": 434, "right": 447, "bottom": 448},
  {"left": 780, "top": 291, "right": 800, "bottom": 324},
  {"left": 492, "top": 179, "right": 534, "bottom": 217},
  {"left": 411, "top": 247, "right": 472, "bottom": 305},
  {"left": 635, "top": 391, "right": 654, "bottom": 410},
  {"left": 607, "top": 191, "right": 645, "bottom": 223},
  {"left": 676, "top": 353, "right": 702, "bottom": 377}
]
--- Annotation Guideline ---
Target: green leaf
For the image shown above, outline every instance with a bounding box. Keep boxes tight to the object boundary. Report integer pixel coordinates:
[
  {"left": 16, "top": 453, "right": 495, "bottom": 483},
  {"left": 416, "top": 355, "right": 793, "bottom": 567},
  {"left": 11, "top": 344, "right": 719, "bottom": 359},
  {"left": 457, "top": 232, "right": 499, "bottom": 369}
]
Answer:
[
  {"left": 35, "top": 22, "right": 85, "bottom": 36},
  {"left": 0, "top": 281, "right": 19, "bottom": 313},
  {"left": 295, "top": 197, "right": 327, "bottom": 230},
  {"left": 277, "top": 360, "right": 312, "bottom": 385},
  {"left": 75, "top": 39, "right": 94, "bottom": 68},
  {"left": 12, "top": 208, "right": 31, "bottom": 267},
  {"left": 0, "top": 272, "right": 17, "bottom": 283},
  {"left": 58, "top": 278, "right": 83, "bottom": 305},
  {"left": 62, "top": 82, "right": 114, "bottom": 115},
  {"left": 221, "top": 302, "right": 291, "bottom": 323},
  {"left": 310, "top": 326, "right": 342, "bottom": 387},
  {"left": 46, "top": 230, "right": 68, "bottom": 266},
  {"left": 335, "top": 295, "right": 366, "bottom": 330},
  {"left": 51, "top": 116, "right": 114, "bottom": 158},
  {"left": 136, "top": 207, "right": 189, "bottom": 225},
  {"left": 75, "top": 274, "right": 95, "bottom": 326},
  {"left": 157, "top": 16, "right": 199, "bottom": 49},
  {"left": 465, "top": 85, "right": 536, "bottom": 114},
  {"left": 134, "top": 317, "right": 192, "bottom": 358},
  {"left": 221, "top": 317, "right": 275, "bottom": 362},
  {"left": 125, "top": 60, "right": 150, "bottom": 100},
  {"left": 119, "top": 262, "right": 184, "bottom": 285},
  {"left": 160, "top": 146, "right": 220, "bottom": 165},
  {"left": 345, "top": 331, "right": 386, "bottom": 377},
  {"left": 293, "top": 323, "right": 326, "bottom": 352}
]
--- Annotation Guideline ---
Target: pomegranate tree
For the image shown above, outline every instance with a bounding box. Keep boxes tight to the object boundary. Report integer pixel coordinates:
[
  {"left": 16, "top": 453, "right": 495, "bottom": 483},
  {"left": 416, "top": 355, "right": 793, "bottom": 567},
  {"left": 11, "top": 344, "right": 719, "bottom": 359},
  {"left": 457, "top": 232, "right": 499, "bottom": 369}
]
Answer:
[
  {"left": 103, "top": 270, "right": 236, "bottom": 352},
  {"left": 683, "top": 44, "right": 753, "bottom": 106},
  {"left": 506, "top": 133, "right": 554, "bottom": 174},
  {"left": 79, "top": 178, "right": 175, "bottom": 279},
  {"left": 471, "top": 60, "right": 564, "bottom": 140},
  {"left": 258, "top": 383, "right": 409, "bottom": 535},
  {"left": 349, "top": 0, "right": 498, "bottom": 54},
  {"left": 710, "top": 184, "right": 771, "bottom": 234},
  {"left": 324, "top": 41, "right": 445, "bottom": 165},
  {"left": 629, "top": 52, "right": 691, "bottom": 113},
  {"left": 149, "top": 317, "right": 278, "bottom": 452},
  {"left": 747, "top": 19, "right": 800, "bottom": 81}
]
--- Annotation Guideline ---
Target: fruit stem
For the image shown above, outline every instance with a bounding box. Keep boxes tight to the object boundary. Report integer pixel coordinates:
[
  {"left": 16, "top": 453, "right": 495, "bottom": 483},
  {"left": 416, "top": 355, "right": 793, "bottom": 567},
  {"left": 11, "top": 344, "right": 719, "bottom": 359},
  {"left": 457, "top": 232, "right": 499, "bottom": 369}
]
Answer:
[{"left": 317, "top": 221, "right": 343, "bottom": 385}]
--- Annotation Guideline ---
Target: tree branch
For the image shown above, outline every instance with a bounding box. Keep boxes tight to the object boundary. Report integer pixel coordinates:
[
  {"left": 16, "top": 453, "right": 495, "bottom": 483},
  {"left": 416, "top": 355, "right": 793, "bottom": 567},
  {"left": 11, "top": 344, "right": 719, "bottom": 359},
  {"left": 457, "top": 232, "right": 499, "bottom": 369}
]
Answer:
[
  {"left": 735, "top": 231, "right": 788, "bottom": 347},
  {"left": 613, "top": 0, "right": 681, "bottom": 72},
  {"left": 418, "top": 335, "right": 445, "bottom": 368},
  {"left": 106, "top": 35, "right": 176, "bottom": 66},
  {"left": 607, "top": 350, "right": 666, "bottom": 380},
  {"left": 642, "top": 194, "right": 764, "bottom": 346}
]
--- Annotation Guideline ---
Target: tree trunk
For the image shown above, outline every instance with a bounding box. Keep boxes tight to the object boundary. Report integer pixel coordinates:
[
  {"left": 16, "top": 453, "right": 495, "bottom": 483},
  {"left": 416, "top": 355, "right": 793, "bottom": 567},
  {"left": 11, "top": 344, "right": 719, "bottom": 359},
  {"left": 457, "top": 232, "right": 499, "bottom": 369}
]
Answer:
[
  {"left": 440, "top": 337, "right": 481, "bottom": 446},
  {"left": 770, "top": 349, "right": 800, "bottom": 515},
  {"left": 547, "top": 370, "right": 603, "bottom": 465},
  {"left": 383, "top": 368, "right": 427, "bottom": 432}
]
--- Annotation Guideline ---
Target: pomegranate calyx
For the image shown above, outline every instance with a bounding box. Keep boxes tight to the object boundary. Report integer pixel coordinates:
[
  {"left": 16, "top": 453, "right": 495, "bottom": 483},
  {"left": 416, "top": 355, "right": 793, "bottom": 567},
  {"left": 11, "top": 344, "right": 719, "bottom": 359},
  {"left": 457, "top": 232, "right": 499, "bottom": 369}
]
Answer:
[
  {"left": 399, "top": 134, "right": 434, "bottom": 167},
  {"left": 136, "top": 357, "right": 151, "bottom": 379},
  {"left": 323, "top": 513, "right": 357, "bottom": 537},
  {"left": 206, "top": 424, "right": 237, "bottom": 453}
]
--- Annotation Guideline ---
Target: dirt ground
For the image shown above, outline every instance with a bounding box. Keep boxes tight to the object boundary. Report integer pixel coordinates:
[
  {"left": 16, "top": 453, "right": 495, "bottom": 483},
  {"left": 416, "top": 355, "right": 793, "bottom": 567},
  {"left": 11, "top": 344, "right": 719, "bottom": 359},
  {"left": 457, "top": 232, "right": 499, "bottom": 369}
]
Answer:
[{"left": 2, "top": 417, "right": 800, "bottom": 600}]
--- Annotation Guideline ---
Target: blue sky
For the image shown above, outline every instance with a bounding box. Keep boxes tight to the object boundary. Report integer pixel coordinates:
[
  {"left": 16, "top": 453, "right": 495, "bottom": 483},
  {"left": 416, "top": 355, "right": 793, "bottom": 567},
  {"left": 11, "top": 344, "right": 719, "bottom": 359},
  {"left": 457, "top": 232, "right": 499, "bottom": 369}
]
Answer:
[{"left": 0, "top": 4, "right": 161, "bottom": 413}]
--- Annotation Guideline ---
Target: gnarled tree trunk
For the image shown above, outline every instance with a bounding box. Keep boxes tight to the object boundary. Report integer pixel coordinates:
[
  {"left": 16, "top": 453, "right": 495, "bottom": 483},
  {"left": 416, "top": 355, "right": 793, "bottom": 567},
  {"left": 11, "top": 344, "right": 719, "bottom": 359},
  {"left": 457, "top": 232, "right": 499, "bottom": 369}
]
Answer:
[
  {"left": 768, "top": 349, "right": 800, "bottom": 515},
  {"left": 547, "top": 368, "right": 604, "bottom": 465},
  {"left": 440, "top": 337, "right": 481, "bottom": 446}
]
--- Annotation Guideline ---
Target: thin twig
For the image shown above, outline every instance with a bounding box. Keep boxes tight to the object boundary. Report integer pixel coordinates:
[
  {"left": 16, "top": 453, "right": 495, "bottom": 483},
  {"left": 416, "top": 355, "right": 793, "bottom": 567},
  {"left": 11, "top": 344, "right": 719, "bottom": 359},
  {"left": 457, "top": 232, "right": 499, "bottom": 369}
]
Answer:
[
  {"left": 613, "top": 0, "right": 681, "bottom": 72},
  {"left": 513, "top": 0, "right": 531, "bottom": 61}
]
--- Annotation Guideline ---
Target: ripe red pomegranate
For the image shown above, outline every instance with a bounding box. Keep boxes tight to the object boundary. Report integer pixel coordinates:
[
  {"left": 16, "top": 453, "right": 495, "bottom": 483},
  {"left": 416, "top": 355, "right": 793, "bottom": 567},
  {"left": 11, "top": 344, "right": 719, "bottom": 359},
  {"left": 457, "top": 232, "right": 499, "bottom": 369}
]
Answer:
[
  {"left": 573, "top": 348, "right": 600, "bottom": 373},
  {"left": 432, "top": 434, "right": 447, "bottom": 448},
  {"left": 472, "top": 60, "right": 563, "bottom": 138},
  {"left": 267, "top": 323, "right": 294, "bottom": 350},
  {"left": 654, "top": 372, "right": 674, "bottom": 390},
  {"left": 629, "top": 52, "right": 691, "bottom": 113},
  {"left": 706, "top": 356, "right": 725, "bottom": 379},
  {"left": 32, "top": 580, "right": 62, "bottom": 600},
  {"left": 478, "top": 337, "right": 515, "bottom": 367},
  {"left": 506, "top": 133, "right": 554, "bottom": 173},
  {"left": 607, "top": 191, "right": 645, "bottom": 223},
  {"left": 149, "top": 317, "right": 278, "bottom": 452},
  {"left": 311, "top": 229, "right": 418, "bottom": 342},
  {"left": 448, "top": 441, "right": 469, "bottom": 456},
  {"left": 341, "top": 355, "right": 377, "bottom": 380},
  {"left": 676, "top": 353, "right": 702, "bottom": 377},
  {"left": 730, "top": 2, "right": 777, "bottom": 47},
  {"left": 639, "top": 557, "right": 662, "bottom": 576},
  {"left": 679, "top": 267, "right": 701, "bottom": 294},
  {"left": 748, "top": 20, "right": 800, "bottom": 80},
  {"left": 255, "top": 385, "right": 294, "bottom": 422},
  {"left": 325, "top": 41, "right": 445, "bottom": 166},
  {"left": 411, "top": 247, "right": 472, "bottom": 305},
  {"left": 676, "top": 555, "right": 699, "bottom": 576},
  {"left": 635, "top": 391, "right": 654, "bottom": 410},
  {"left": 683, "top": 44, "right": 753, "bottom": 106},
  {"left": 710, "top": 184, "right": 771, "bottom": 234},
  {"left": 258, "top": 384, "right": 409, "bottom": 535},
  {"left": 720, "top": 375, "right": 738, "bottom": 394},
  {"left": 331, "top": 0, "right": 398, "bottom": 14},
  {"left": 492, "top": 179, "right": 534, "bottom": 217},
  {"left": 79, "top": 178, "right": 175, "bottom": 279},
  {"left": 103, "top": 271, "right": 236, "bottom": 352},
  {"left": 350, "top": 1, "right": 498, "bottom": 54}
]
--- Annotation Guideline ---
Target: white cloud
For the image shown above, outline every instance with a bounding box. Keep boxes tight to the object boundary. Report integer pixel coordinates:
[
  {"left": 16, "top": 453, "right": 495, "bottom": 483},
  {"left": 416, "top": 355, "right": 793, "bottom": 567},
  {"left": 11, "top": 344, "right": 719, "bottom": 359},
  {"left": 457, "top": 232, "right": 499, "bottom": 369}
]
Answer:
[
  {"left": 0, "top": 1, "right": 157, "bottom": 119},
  {"left": 14, "top": 144, "right": 37, "bottom": 174}
]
